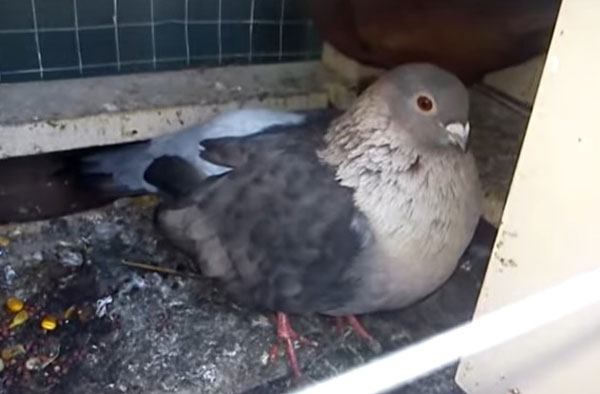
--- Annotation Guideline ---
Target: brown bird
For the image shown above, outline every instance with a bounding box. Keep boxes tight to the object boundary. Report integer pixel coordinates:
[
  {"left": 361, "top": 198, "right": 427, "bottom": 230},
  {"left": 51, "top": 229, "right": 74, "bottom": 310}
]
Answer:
[{"left": 308, "top": 0, "right": 561, "bottom": 84}]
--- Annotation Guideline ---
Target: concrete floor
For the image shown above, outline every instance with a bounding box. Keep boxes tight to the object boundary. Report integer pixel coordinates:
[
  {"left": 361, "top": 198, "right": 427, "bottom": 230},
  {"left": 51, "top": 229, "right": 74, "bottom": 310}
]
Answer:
[{"left": 0, "top": 199, "right": 496, "bottom": 394}]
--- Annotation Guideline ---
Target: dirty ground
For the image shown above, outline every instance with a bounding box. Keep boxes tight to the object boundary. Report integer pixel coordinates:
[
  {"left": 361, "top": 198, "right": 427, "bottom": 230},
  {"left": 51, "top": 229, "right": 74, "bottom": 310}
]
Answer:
[{"left": 0, "top": 195, "right": 496, "bottom": 394}]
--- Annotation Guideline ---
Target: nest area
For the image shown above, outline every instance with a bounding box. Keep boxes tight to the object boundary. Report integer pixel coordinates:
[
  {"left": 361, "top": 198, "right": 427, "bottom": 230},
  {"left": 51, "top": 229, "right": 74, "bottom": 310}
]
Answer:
[{"left": 0, "top": 62, "right": 528, "bottom": 393}]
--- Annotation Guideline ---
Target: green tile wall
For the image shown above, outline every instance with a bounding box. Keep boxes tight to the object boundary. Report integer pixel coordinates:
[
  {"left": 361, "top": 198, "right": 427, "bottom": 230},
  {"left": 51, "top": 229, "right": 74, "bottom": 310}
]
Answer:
[{"left": 0, "top": 0, "right": 322, "bottom": 82}]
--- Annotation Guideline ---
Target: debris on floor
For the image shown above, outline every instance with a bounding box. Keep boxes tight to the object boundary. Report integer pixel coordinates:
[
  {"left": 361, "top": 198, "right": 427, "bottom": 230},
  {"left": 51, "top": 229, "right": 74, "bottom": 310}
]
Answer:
[{"left": 0, "top": 197, "right": 496, "bottom": 394}]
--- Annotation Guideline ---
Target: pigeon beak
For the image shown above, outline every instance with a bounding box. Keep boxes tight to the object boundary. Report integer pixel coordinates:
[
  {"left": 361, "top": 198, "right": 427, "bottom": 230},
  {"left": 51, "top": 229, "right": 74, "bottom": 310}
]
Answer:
[{"left": 445, "top": 122, "right": 470, "bottom": 151}]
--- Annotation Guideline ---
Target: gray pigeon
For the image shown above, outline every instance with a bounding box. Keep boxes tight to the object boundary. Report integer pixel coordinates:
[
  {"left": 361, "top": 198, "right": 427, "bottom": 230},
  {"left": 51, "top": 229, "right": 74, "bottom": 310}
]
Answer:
[
  {"left": 145, "top": 63, "right": 482, "bottom": 378},
  {"left": 84, "top": 63, "right": 482, "bottom": 379}
]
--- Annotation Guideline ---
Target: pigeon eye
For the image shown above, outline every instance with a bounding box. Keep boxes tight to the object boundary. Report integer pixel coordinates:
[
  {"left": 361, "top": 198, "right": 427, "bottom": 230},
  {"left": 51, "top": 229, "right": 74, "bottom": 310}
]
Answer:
[{"left": 417, "top": 96, "right": 433, "bottom": 112}]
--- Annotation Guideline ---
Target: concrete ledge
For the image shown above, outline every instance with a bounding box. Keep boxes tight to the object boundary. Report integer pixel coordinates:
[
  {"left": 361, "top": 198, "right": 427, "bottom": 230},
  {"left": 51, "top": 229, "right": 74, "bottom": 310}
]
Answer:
[
  {"left": 483, "top": 55, "right": 546, "bottom": 106},
  {"left": 0, "top": 62, "right": 329, "bottom": 159}
]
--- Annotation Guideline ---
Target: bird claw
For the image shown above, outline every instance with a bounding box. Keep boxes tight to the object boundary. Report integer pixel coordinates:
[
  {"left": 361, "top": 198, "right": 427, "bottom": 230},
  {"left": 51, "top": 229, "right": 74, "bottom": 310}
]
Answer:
[
  {"left": 296, "top": 335, "right": 318, "bottom": 348},
  {"left": 268, "top": 343, "right": 280, "bottom": 363},
  {"left": 268, "top": 334, "right": 317, "bottom": 362},
  {"left": 365, "top": 337, "right": 383, "bottom": 354},
  {"left": 335, "top": 315, "right": 383, "bottom": 354}
]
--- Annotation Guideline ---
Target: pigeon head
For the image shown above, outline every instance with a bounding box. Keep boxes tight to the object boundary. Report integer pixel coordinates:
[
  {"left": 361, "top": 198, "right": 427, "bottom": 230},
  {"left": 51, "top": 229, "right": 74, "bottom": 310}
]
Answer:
[{"left": 366, "top": 63, "right": 470, "bottom": 152}]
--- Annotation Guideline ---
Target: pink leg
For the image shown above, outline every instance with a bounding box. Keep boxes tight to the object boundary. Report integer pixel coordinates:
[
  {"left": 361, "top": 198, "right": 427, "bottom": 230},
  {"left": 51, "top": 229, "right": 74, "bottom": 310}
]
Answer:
[
  {"left": 270, "top": 312, "right": 317, "bottom": 381},
  {"left": 337, "top": 315, "right": 382, "bottom": 353},
  {"left": 334, "top": 316, "right": 345, "bottom": 335}
]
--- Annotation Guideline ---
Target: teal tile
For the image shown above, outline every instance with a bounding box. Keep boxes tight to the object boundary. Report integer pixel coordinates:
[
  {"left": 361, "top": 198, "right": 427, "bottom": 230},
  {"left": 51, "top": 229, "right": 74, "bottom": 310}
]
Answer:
[
  {"left": 222, "top": 1, "right": 251, "bottom": 20},
  {"left": 190, "top": 57, "right": 219, "bottom": 67},
  {"left": 251, "top": 54, "right": 279, "bottom": 64},
  {"left": 0, "top": 0, "right": 33, "bottom": 30},
  {"left": 117, "top": 0, "right": 151, "bottom": 23},
  {"left": 0, "top": 33, "right": 39, "bottom": 72},
  {"left": 120, "top": 62, "right": 155, "bottom": 73},
  {"left": 83, "top": 64, "right": 118, "bottom": 76},
  {"left": 156, "top": 59, "right": 186, "bottom": 71},
  {"left": 282, "top": 24, "right": 306, "bottom": 53},
  {"left": 0, "top": 0, "right": 318, "bottom": 83},
  {"left": 221, "top": 54, "right": 248, "bottom": 65},
  {"left": 79, "top": 28, "right": 116, "bottom": 64},
  {"left": 118, "top": 26, "right": 153, "bottom": 61},
  {"left": 1, "top": 71, "right": 42, "bottom": 82},
  {"left": 39, "top": 31, "right": 79, "bottom": 68},
  {"left": 306, "top": 24, "right": 321, "bottom": 52},
  {"left": 188, "top": 24, "right": 218, "bottom": 56},
  {"left": 155, "top": 24, "right": 186, "bottom": 58},
  {"left": 221, "top": 23, "right": 249, "bottom": 54},
  {"left": 252, "top": 24, "right": 279, "bottom": 53},
  {"left": 36, "top": 0, "right": 75, "bottom": 28},
  {"left": 254, "top": 0, "right": 281, "bottom": 21},
  {"left": 77, "top": 0, "right": 114, "bottom": 26},
  {"left": 281, "top": 54, "right": 303, "bottom": 62},
  {"left": 283, "top": 0, "right": 308, "bottom": 20},
  {"left": 44, "top": 68, "right": 82, "bottom": 80},
  {"left": 188, "top": 0, "right": 218, "bottom": 20},
  {"left": 154, "top": 0, "right": 185, "bottom": 21}
]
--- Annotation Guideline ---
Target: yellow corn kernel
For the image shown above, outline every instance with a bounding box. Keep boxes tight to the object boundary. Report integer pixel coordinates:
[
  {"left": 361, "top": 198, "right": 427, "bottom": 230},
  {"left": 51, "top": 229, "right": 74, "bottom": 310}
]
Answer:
[
  {"left": 0, "top": 237, "right": 9, "bottom": 248},
  {"left": 41, "top": 316, "right": 57, "bottom": 331},
  {"left": 5, "top": 297, "right": 24, "bottom": 313},
  {"left": 130, "top": 195, "right": 159, "bottom": 208},
  {"left": 63, "top": 305, "right": 76, "bottom": 320},
  {"left": 9, "top": 310, "right": 29, "bottom": 329},
  {"left": 1, "top": 344, "right": 25, "bottom": 361}
]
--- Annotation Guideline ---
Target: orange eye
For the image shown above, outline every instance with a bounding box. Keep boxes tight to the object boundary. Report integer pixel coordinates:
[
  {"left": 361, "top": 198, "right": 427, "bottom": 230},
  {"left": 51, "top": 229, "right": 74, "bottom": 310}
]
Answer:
[{"left": 417, "top": 96, "right": 433, "bottom": 112}]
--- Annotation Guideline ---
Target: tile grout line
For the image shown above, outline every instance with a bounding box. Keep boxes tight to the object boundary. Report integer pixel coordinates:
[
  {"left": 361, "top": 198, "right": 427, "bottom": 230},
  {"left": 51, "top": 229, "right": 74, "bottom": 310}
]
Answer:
[
  {"left": 184, "top": 0, "right": 190, "bottom": 65},
  {"left": 30, "top": 0, "right": 44, "bottom": 78},
  {"left": 113, "top": 0, "right": 121, "bottom": 71},
  {"left": 217, "top": 0, "right": 223, "bottom": 65},
  {"left": 0, "top": 51, "right": 321, "bottom": 77},
  {"left": 150, "top": 0, "right": 157, "bottom": 69},
  {"left": 73, "top": 0, "right": 84, "bottom": 74},
  {"left": 248, "top": 0, "right": 256, "bottom": 63},
  {"left": 0, "top": 20, "right": 311, "bottom": 35},
  {"left": 0, "top": 0, "right": 322, "bottom": 82},
  {"left": 278, "top": 0, "right": 285, "bottom": 61},
  {"left": 304, "top": 20, "right": 314, "bottom": 61}
]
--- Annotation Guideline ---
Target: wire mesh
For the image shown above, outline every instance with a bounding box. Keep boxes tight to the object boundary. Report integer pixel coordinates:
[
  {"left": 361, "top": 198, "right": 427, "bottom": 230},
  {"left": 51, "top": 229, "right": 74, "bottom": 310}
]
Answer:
[{"left": 0, "top": 0, "right": 322, "bottom": 83}]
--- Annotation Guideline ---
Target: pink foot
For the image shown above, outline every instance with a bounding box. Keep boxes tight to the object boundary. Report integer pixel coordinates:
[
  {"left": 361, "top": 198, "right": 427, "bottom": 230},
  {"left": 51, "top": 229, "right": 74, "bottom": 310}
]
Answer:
[
  {"left": 269, "top": 312, "right": 317, "bottom": 381},
  {"left": 335, "top": 315, "right": 382, "bottom": 353}
]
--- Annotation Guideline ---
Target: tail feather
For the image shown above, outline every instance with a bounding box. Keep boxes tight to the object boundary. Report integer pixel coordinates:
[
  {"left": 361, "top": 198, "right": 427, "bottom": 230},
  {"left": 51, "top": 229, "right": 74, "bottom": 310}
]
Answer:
[
  {"left": 68, "top": 108, "right": 332, "bottom": 199},
  {"left": 67, "top": 140, "right": 154, "bottom": 197},
  {"left": 143, "top": 155, "right": 205, "bottom": 198}
]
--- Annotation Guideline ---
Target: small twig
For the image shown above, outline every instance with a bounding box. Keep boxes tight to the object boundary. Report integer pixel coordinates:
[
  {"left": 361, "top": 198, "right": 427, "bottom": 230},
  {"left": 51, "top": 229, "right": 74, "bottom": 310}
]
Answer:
[{"left": 121, "top": 260, "right": 203, "bottom": 280}]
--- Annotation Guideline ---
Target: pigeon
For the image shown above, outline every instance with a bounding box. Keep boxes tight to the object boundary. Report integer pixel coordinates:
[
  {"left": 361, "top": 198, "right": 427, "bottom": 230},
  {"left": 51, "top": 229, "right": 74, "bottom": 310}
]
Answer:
[{"left": 81, "top": 63, "right": 482, "bottom": 379}]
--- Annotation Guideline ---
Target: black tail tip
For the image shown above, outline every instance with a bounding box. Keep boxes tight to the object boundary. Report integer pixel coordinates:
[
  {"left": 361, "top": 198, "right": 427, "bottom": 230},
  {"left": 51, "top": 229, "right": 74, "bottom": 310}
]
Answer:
[{"left": 143, "top": 155, "right": 203, "bottom": 197}]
